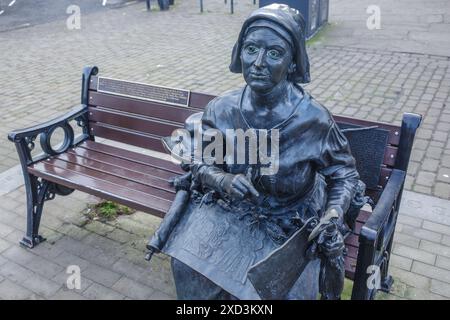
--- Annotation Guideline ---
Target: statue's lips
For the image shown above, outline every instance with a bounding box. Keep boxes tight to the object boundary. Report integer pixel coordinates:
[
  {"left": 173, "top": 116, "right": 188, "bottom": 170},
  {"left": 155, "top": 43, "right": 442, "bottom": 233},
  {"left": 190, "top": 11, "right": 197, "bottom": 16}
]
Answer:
[{"left": 250, "top": 73, "right": 270, "bottom": 80}]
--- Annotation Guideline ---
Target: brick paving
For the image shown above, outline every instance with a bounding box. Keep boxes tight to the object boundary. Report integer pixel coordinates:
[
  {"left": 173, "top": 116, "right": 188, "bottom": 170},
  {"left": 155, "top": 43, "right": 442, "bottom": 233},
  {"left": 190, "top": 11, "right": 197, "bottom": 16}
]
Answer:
[
  {"left": 328, "top": 0, "right": 450, "bottom": 57},
  {"left": 1, "top": 0, "right": 449, "bottom": 199},
  {"left": 0, "top": 186, "right": 177, "bottom": 300},
  {"left": 2, "top": 177, "right": 450, "bottom": 300},
  {"left": 0, "top": 0, "right": 449, "bottom": 300}
]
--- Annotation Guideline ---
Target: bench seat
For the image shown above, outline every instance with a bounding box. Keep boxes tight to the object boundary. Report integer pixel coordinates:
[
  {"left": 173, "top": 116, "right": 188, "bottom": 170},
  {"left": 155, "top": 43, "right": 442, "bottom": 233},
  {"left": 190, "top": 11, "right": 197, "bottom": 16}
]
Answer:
[{"left": 28, "top": 140, "right": 181, "bottom": 217}]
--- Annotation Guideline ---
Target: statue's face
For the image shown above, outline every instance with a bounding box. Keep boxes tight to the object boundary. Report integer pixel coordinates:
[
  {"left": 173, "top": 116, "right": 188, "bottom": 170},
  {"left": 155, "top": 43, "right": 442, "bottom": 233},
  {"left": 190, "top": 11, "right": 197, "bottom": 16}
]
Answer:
[{"left": 241, "top": 27, "right": 293, "bottom": 94}]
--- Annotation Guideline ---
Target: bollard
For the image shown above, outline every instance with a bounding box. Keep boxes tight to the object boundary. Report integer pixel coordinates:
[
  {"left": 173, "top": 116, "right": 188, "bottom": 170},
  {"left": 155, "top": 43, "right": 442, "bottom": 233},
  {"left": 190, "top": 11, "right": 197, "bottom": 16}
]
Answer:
[{"left": 158, "top": 0, "right": 170, "bottom": 10}]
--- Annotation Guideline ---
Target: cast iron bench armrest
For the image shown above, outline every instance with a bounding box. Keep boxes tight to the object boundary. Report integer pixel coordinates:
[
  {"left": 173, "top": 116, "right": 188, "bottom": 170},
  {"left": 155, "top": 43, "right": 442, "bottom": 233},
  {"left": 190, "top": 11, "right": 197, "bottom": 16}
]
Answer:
[
  {"left": 8, "top": 104, "right": 88, "bottom": 142},
  {"left": 351, "top": 169, "right": 406, "bottom": 299},
  {"left": 7, "top": 104, "right": 90, "bottom": 165},
  {"left": 361, "top": 168, "right": 406, "bottom": 245}
]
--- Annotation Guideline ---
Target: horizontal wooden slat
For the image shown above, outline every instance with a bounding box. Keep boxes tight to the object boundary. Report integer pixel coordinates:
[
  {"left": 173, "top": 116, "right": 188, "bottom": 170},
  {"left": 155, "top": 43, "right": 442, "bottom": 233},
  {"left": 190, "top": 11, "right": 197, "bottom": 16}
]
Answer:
[
  {"left": 383, "top": 146, "right": 398, "bottom": 167},
  {"left": 69, "top": 147, "right": 177, "bottom": 180},
  {"left": 342, "top": 209, "right": 375, "bottom": 277},
  {"left": 189, "top": 92, "right": 216, "bottom": 109},
  {"left": 379, "top": 167, "right": 392, "bottom": 188},
  {"left": 356, "top": 210, "right": 371, "bottom": 224},
  {"left": 343, "top": 209, "right": 374, "bottom": 277},
  {"left": 90, "top": 123, "right": 167, "bottom": 153},
  {"left": 346, "top": 245, "right": 359, "bottom": 259},
  {"left": 88, "top": 106, "right": 182, "bottom": 137},
  {"left": 345, "top": 233, "right": 360, "bottom": 248},
  {"left": 45, "top": 157, "right": 175, "bottom": 201},
  {"left": 89, "top": 91, "right": 198, "bottom": 124},
  {"left": 56, "top": 152, "right": 175, "bottom": 196},
  {"left": 353, "top": 221, "right": 364, "bottom": 234},
  {"left": 345, "top": 256, "right": 357, "bottom": 280},
  {"left": 90, "top": 76, "right": 98, "bottom": 89},
  {"left": 29, "top": 161, "right": 173, "bottom": 217},
  {"left": 79, "top": 140, "right": 183, "bottom": 174}
]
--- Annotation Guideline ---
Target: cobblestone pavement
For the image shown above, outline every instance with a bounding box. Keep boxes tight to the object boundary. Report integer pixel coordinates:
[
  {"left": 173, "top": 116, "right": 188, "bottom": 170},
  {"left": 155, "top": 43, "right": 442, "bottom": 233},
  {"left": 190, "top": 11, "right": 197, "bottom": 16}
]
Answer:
[
  {"left": 1, "top": 0, "right": 449, "bottom": 198},
  {"left": 1, "top": 179, "right": 450, "bottom": 300},
  {"left": 0, "top": 0, "right": 131, "bottom": 32},
  {"left": 0, "top": 0, "right": 449, "bottom": 300},
  {"left": 328, "top": 0, "right": 450, "bottom": 57},
  {"left": 0, "top": 187, "right": 177, "bottom": 300}
]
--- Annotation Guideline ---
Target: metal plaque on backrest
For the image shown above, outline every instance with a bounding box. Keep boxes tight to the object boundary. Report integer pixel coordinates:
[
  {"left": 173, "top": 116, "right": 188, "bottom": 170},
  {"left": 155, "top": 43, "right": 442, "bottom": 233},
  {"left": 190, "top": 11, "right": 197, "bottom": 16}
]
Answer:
[
  {"left": 337, "top": 122, "right": 389, "bottom": 189},
  {"left": 97, "top": 76, "right": 191, "bottom": 107}
]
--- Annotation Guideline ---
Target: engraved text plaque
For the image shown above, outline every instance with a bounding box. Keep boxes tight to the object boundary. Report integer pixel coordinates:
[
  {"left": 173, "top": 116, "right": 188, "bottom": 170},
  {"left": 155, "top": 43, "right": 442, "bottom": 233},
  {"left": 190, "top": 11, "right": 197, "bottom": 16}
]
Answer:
[{"left": 97, "top": 77, "right": 190, "bottom": 107}]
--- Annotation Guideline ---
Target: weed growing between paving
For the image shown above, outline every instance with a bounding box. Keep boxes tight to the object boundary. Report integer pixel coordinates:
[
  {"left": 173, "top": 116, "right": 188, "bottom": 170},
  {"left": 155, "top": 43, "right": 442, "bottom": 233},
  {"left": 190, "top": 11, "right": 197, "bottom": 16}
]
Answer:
[{"left": 85, "top": 200, "right": 135, "bottom": 221}]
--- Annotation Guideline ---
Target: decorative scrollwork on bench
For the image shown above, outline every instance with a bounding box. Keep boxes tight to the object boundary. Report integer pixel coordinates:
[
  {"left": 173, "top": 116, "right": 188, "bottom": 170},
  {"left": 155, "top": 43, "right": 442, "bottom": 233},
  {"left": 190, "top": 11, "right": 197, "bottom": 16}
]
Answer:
[
  {"left": 75, "top": 112, "right": 90, "bottom": 135},
  {"left": 24, "top": 135, "right": 38, "bottom": 153},
  {"left": 40, "top": 122, "right": 75, "bottom": 156},
  {"left": 36, "top": 178, "right": 75, "bottom": 202}
]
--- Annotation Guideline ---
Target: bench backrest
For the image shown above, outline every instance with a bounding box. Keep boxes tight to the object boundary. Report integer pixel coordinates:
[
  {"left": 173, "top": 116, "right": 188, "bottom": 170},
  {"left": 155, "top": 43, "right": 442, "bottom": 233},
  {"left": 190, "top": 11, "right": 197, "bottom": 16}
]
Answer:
[
  {"left": 87, "top": 76, "right": 214, "bottom": 152},
  {"left": 86, "top": 75, "right": 402, "bottom": 204}
]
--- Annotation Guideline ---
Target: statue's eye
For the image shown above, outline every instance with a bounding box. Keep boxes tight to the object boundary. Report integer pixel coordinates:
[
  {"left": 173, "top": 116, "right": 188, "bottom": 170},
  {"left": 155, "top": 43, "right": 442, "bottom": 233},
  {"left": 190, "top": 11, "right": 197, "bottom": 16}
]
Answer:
[
  {"left": 267, "top": 49, "right": 282, "bottom": 59},
  {"left": 246, "top": 45, "right": 259, "bottom": 55}
]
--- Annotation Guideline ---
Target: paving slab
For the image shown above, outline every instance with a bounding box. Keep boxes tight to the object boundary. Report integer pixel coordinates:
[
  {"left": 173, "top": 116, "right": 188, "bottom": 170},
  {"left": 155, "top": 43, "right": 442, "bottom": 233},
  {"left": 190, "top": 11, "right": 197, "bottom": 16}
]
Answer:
[
  {"left": 82, "top": 282, "right": 125, "bottom": 300},
  {"left": 327, "top": 0, "right": 450, "bottom": 56},
  {"left": 0, "top": 279, "right": 35, "bottom": 300}
]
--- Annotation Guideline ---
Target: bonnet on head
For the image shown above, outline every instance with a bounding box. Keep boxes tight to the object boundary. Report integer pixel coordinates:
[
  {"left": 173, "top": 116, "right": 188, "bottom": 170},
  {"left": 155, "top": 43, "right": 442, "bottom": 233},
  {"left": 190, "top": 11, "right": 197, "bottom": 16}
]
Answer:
[{"left": 229, "top": 3, "right": 310, "bottom": 84}]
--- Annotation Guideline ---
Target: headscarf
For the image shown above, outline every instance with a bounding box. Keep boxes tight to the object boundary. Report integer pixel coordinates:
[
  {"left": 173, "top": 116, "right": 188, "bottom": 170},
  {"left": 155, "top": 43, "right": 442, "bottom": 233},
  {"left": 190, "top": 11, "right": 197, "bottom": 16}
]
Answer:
[{"left": 229, "top": 3, "right": 310, "bottom": 84}]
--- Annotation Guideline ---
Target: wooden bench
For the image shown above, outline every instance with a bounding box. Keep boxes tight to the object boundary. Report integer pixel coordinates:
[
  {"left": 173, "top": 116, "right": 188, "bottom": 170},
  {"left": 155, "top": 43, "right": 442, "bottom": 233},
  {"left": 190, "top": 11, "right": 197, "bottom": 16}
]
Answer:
[{"left": 8, "top": 66, "right": 421, "bottom": 300}]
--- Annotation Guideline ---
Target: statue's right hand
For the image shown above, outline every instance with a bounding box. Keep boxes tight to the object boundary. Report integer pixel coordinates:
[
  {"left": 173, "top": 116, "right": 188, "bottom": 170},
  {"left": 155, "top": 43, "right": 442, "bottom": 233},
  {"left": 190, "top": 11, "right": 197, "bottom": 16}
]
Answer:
[{"left": 222, "top": 174, "right": 259, "bottom": 201}]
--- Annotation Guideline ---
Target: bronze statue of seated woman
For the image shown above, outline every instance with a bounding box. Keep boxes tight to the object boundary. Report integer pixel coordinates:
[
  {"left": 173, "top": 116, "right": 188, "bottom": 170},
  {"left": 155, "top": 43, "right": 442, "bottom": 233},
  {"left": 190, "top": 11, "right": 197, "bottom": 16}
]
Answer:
[{"left": 148, "top": 3, "right": 366, "bottom": 300}]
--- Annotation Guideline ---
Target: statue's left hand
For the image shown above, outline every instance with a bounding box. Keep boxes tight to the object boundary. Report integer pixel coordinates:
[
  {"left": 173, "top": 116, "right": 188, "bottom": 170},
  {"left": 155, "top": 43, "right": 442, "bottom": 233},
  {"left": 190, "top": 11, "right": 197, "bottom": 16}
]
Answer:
[
  {"left": 307, "top": 208, "right": 345, "bottom": 258},
  {"left": 317, "top": 225, "right": 345, "bottom": 258}
]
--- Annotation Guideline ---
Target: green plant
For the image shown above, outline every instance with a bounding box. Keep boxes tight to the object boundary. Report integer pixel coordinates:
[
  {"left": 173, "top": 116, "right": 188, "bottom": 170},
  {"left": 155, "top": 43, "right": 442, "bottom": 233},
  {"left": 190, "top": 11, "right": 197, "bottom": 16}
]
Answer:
[
  {"left": 85, "top": 200, "right": 135, "bottom": 221},
  {"left": 98, "top": 201, "right": 119, "bottom": 219}
]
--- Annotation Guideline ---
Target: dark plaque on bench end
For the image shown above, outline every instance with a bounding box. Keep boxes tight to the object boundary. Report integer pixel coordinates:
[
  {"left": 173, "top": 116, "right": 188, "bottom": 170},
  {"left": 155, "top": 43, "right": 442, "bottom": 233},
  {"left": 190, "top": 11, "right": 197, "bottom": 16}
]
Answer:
[{"left": 97, "top": 76, "right": 191, "bottom": 107}]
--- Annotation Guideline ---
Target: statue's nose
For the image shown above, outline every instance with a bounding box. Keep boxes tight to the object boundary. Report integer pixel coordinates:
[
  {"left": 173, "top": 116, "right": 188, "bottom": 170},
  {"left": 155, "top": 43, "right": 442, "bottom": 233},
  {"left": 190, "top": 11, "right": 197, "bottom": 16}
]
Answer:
[{"left": 254, "top": 49, "right": 266, "bottom": 68}]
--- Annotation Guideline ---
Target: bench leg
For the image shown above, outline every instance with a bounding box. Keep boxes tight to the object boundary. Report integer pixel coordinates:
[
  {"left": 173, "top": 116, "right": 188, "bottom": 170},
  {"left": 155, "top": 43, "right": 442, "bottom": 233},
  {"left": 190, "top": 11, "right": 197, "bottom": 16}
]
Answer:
[
  {"left": 352, "top": 225, "right": 397, "bottom": 299},
  {"left": 379, "top": 238, "right": 394, "bottom": 292},
  {"left": 379, "top": 193, "right": 403, "bottom": 293},
  {"left": 351, "top": 234, "right": 376, "bottom": 300},
  {"left": 20, "top": 176, "right": 51, "bottom": 248},
  {"left": 20, "top": 176, "right": 75, "bottom": 248},
  {"left": 379, "top": 186, "right": 404, "bottom": 293}
]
